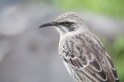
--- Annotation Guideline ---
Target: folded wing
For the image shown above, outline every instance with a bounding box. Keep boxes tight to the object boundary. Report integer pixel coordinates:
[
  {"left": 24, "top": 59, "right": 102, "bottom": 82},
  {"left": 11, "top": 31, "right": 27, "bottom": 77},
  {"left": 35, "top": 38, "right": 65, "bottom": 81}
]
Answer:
[{"left": 61, "top": 32, "right": 119, "bottom": 82}]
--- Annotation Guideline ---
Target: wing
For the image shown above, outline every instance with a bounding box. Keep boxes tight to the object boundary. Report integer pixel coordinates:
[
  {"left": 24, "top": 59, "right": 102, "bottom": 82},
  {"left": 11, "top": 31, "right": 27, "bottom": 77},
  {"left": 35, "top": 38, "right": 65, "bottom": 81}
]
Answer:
[{"left": 60, "top": 32, "right": 119, "bottom": 82}]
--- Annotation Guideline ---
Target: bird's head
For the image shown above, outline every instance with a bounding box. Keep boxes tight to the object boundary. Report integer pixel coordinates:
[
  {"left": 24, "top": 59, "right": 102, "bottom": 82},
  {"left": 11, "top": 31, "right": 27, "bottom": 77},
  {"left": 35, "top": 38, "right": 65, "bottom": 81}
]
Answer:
[{"left": 39, "top": 12, "right": 88, "bottom": 35}]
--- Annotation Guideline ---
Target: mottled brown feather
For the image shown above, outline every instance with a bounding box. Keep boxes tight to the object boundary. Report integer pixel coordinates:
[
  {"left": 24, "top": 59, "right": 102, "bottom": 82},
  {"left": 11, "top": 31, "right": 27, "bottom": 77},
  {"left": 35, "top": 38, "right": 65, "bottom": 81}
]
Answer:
[{"left": 60, "top": 32, "right": 119, "bottom": 82}]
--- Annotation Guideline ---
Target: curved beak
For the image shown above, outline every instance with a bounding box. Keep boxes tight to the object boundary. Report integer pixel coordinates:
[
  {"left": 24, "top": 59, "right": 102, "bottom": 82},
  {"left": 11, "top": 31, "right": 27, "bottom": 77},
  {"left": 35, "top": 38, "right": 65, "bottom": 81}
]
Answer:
[{"left": 39, "top": 21, "right": 60, "bottom": 28}]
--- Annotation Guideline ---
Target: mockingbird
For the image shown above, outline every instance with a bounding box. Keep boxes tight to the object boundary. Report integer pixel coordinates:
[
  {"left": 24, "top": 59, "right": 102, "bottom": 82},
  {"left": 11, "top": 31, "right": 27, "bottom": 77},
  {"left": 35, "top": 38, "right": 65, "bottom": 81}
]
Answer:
[{"left": 39, "top": 12, "right": 119, "bottom": 82}]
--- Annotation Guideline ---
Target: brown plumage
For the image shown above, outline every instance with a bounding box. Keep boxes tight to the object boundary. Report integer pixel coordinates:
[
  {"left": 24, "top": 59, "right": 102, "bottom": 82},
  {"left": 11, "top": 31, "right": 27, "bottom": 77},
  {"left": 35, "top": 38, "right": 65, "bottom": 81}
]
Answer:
[{"left": 39, "top": 12, "right": 119, "bottom": 82}]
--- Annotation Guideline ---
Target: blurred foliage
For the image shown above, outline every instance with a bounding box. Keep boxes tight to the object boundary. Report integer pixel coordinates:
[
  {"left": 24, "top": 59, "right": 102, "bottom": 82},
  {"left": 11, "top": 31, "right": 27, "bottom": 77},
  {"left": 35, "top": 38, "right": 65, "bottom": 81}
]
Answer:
[
  {"left": 102, "top": 36, "right": 124, "bottom": 82},
  {"left": 53, "top": 0, "right": 124, "bottom": 18}
]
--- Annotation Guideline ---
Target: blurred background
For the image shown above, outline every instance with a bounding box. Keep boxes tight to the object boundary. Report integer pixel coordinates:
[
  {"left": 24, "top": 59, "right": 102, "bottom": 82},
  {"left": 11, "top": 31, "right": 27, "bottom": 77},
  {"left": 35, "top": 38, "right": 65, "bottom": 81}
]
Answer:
[{"left": 0, "top": 0, "right": 124, "bottom": 82}]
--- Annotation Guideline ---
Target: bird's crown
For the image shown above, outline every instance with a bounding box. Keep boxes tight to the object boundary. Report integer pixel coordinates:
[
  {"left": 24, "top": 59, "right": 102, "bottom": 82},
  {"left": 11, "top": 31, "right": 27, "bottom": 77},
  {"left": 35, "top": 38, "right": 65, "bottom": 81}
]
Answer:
[{"left": 55, "top": 12, "right": 84, "bottom": 23}]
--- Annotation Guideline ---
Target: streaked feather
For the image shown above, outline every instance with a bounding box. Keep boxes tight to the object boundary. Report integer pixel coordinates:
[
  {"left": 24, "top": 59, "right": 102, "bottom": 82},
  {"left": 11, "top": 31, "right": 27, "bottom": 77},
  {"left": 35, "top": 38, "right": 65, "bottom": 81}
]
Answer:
[{"left": 59, "top": 32, "right": 119, "bottom": 82}]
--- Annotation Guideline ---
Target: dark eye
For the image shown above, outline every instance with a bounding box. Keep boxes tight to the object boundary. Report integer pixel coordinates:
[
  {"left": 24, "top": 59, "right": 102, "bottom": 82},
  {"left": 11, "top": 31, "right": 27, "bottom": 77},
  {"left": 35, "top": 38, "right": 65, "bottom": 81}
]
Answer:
[
  {"left": 62, "top": 21, "right": 74, "bottom": 27},
  {"left": 65, "top": 22, "right": 70, "bottom": 25}
]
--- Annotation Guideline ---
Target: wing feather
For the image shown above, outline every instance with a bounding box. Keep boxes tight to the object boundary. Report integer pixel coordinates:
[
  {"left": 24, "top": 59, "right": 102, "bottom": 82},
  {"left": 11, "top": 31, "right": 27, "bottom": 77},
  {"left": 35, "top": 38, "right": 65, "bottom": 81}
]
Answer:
[{"left": 60, "top": 32, "right": 119, "bottom": 82}]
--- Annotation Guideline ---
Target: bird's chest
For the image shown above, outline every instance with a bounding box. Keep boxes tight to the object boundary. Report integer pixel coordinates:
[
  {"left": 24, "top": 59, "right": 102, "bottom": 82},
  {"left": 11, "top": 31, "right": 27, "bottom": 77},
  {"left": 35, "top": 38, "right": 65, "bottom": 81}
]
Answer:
[
  {"left": 58, "top": 41, "right": 66, "bottom": 59},
  {"left": 59, "top": 37, "right": 76, "bottom": 60}
]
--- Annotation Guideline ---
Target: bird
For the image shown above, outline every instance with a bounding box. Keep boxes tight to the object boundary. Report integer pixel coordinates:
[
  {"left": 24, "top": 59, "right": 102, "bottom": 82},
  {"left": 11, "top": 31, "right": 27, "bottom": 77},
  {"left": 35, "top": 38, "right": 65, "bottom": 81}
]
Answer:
[{"left": 39, "top": 12, "right": 119, "bottom": 82}]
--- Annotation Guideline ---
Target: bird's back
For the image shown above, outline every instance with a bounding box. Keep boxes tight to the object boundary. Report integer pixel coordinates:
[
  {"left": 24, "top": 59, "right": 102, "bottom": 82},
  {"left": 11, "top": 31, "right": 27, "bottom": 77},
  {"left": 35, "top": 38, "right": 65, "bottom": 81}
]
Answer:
[{"left": 59, "top": 31, "right": 119, "bottom": 82}]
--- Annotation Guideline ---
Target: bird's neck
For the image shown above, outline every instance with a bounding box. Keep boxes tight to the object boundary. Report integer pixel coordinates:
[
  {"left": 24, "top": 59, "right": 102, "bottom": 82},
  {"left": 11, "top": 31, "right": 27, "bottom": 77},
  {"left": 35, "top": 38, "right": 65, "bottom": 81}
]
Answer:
[{"left": 59, "top": 28, "right": 89, "bottom": 41}]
